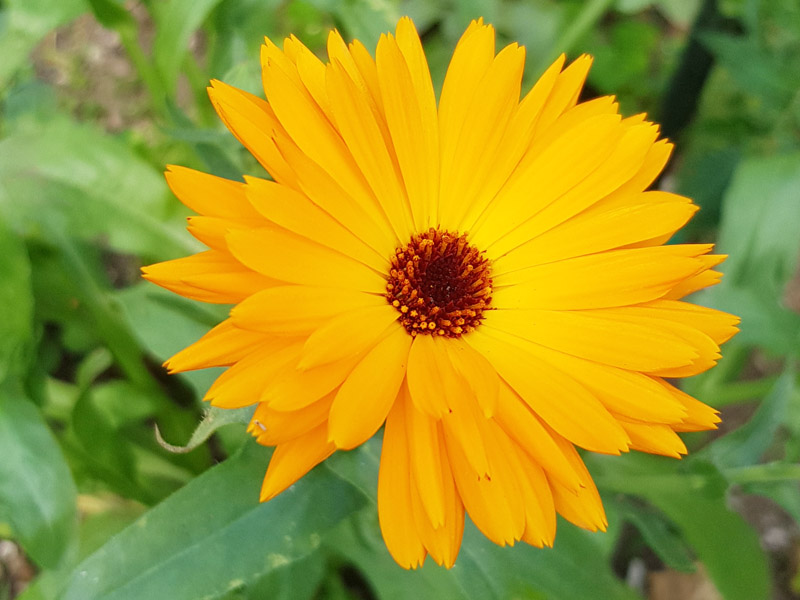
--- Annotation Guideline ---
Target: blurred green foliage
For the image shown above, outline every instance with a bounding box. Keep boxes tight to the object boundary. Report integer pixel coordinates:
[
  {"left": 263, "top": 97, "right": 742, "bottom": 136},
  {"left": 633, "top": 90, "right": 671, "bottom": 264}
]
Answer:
[{"left": 0, "top": 0, "right": 799, "bottom": 598}]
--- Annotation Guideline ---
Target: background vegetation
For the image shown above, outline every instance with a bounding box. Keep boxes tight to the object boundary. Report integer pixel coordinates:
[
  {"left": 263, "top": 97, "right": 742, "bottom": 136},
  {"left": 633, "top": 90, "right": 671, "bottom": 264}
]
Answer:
[{"left": 1, "top": 0, "right": 799, "bottom": 598}]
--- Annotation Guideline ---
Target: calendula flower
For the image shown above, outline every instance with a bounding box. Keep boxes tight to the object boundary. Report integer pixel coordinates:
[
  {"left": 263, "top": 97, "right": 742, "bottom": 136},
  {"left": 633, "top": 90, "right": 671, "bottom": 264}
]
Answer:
[{"left": 143, "top": 17, "right": 738, "bottom": 568}]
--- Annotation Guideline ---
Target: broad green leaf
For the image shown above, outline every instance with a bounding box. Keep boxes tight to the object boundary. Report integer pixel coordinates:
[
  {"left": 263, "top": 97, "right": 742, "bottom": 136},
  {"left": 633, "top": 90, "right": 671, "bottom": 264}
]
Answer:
[
  {"left": 206, "top": 0, "right": 284, "bottom": 82},
  {"left": 57, "top": 440, "right": 366, "bottom": 600},
  {"left": 85, "top": 0, "right": 135, "bottom": 29},
  {"left": 331, "top": 512, "right": 640, "bottom": 600},
  {"left": 616, "top": 499, "right": 695, "bottom": 573},
  {"left": 587, "top": 20, "right": 659, "bottom": 94},
  {"left": 326, "top": 514, "right": 482, "bottom": 600},
  {"left": 113, "top": 282, "right": 226, "bottom": 395},
  {"left": 675, "top": 146, "right": 740, "bottom": 232},
  {"left": 0, "top": 116, "right": 196, "bottom": 260},
  {"left": 114, "top": 282, "right": 224, "bottom": 358},
  {"left": 705, "top": 153, "right": 800, "bottom": 356},
  {"left": 0, "top": 391, "right": 77, "bottom": 568},
  {"left": 0, "top": 221, "right": 34, "bottom": 382},
  {"left": 150, "top": 0, "right": 226, "bottom": 95},
  {"left": 593, "top": 454, "right": 770, "bottom": 600},
  {"left": 332, "top": 0, "right": 401, "bottom": 47},
  {"left": 327, "top": 442, "right": 639, "bottom": 600},
  {"left": 701, "top": 32, "right": 798, "bottom": 110},
  {"left": 325, "top": 435, "right": 381, "bottom": 504},
  {"left": 707, "top": 368, "right": 795, "bottom": 469},
  {"left": 0, "top": 0, "right": 86, "bottom": 88},
  {"left": 455, "top": 520, "right": 641, "bottom": 600}
]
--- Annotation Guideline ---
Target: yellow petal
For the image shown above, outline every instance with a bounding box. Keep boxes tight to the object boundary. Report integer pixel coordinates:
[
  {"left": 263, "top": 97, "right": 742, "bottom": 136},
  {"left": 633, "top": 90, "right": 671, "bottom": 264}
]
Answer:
[
  {"left": 299, "top": 304, "right": 399, "bottom": 369},
  {"left": 207, "top": 80, "right": 296, "bottom": 185},
  {"left": 376, "top": 27, "right": 439, "bottom": 230},
  {"left": 493, "top": 381, "right": 585, "bottom": 492},
  {"left": 326, "top": 60, "right": 414, "bottom": 240},
  {"left": 283, "top": 34, "right": 331, "bottom": 116},
  {"left": 165, "top": 165, "right": 262, "bottom": 220},
  {"left": 486, "top": 329, "right": 688, "bottom": 424},
  {"left": 441, "top": 386, "right": 493, "bottom": 478},
  {"left": 251, "top": 391, "right": 335, "bottom": 445},
  {"left": 186, "top": 215, "right": 248, "bottom": 251},
  {"left": 142, "top": 250, "right": 273, "bottom": 304},
  {"left": 231, "top": 285, "right": 385, "bottom": 335},
  {"left": 263, "top": 353, "right": 363, "bottom": 411},
  {"left": 260, "top": 422, "right": 335, "bottom": 501},
  {"left": 165, "top": 318, "right": 271, "bottom": 373},
  {"left": 402, "top": 385, "right": 448, "bottom": 529},
  {"left": 457, "top": 53, "right": 565, "bottom": 232},
  {"left": 484, "top": 308, "right": 699, "bottom": 372},
  {"left": 467, "top": 329, "right": 630, "bottom": 454},
  {"left": 506, "top": 442, "right": 556, "bottom": 548},
  {"left": 618, "top": 420, "right": 687, "bottom": 458},
  {"left": 636, "top": 300, "right": 740, "bottom": 345},
  {"left": 328, "top": 324, "right": 411, "bottom": 449},
  {"left": 492, "top": 245, "right": 709, "bottom": 309},
  {"left": 271, "top": 133, "right": 397, "bottom": 257},
  {"left": 493, "top": 196, "right": 697, "bottom": 272},
  {"left": 226, "top": 226, "right": 385, "bottom": 292},
  {"left": 378, "top": 399, "right": 427, "bottom": 568},
  {"left": 534, "top": 54, "right": 593, "bottom": 133},
  {"left": 443, "top": 415, "right": 526, "bottom": 546},
  {"left": 615, "top": 138, "right": 673, "bottom": 197},
  {"left": 205, "top": 342, "right": 302, "bottom": 408},
  {"left": 262, "top": 45, "right": 395, "bottom": 242},
  {"left": 664, "top": 259, "right": 725, "bottom": 299},
  {"left": 441, "top": 43, "right": 525, "bottom": 229},
  {"left": 547, "top": 430, "right": 607, "bottom": 532},
  {"left": 472, "top": 113, "right": 623, "bottom": 250},
  {"left": 443, "top": 337, "right": 500, "bottom": 417},
  {"left": 656, "top": 379, "right": 720, "bottom": 432},
  {"left": 245, "top": 176, "right": 388, "bottom": 271},
  {"left": 408, "top": 448, "right": 464, "bottom": 568},
  {"left": 405, "top": 334, "right": 457, "bottom": 418}
]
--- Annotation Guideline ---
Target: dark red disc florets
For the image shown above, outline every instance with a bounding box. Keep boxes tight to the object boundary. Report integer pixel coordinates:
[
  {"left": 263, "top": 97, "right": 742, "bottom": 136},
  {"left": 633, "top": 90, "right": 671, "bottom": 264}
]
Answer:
[{"left": 385, "top": 229, "right": 492, "bottom": 337}]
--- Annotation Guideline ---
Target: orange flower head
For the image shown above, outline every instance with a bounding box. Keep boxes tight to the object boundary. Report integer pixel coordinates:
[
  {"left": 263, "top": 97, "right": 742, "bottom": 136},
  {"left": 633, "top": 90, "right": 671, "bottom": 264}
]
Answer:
[{"left": 143, "top": 17, "right": 739, "bottom": 568}]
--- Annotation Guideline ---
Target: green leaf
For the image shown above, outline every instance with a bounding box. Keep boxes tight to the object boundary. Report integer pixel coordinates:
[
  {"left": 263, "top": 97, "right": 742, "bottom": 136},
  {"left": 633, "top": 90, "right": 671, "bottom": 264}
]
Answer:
[
  {"left": 700, "top": 31, "right": 798, "bottom": 110},
  {"left": 331, "top": 513, "right": 640, "bottom": 600},
  {"left": 113, "top": 282, "right": 226, "bottom": 396},
  {"left": 616, "top": 499, "right": 695, "bottom": 573},
  {"left": 0, "top": 220, "right": 34, "bottom": 382},
  {"left": 327, "top": 443, "right": 638, "bottom": 600},
  {"left": 85, "top": 0, "right": 135, "bottom": 30},
  {"left": 57, "top": 440, "right": 366, "bottom": 600},
  {"left": 455, "top": 521, "right": 641, "bottom": 600},
  {"left": 150, "top": 0, "right": 226, "bottom": 95},
  {"left": 0, "top": 390, "right": 78, "bottom": 568},
  {"left": 705, "top": 153, "right": 800, "bottom": 356},
  {"left": 325, "top": 435, "right": 381, "bottom": 504},
  {"left": 707, "top": 368, "right": 795, "bottom": 469},
  {"left": 0, "top": 116, "right": 196, "bottom": 260},
  {"left": 331, "top": 0, "right": 400, "bottom": 48},
  {"left": 593, "top": 454, "right": 770, "bottom": 600}
]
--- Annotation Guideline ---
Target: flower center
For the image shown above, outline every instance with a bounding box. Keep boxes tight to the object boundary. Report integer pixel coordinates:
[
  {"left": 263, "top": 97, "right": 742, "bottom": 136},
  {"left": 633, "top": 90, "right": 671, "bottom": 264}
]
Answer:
[{"left": 385, "top": 229, "right": 492, "bottom": 337}]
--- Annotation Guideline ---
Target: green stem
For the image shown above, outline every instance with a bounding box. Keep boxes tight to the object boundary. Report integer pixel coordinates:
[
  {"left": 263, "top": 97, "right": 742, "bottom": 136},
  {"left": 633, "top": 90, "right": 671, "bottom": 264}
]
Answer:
[
  {"left": 709, "top": 376, "right": 779, "bottom": 407},
  {"left": 183, "top": 52, "right": 215, "bottom": 126},
  {"left": 725, "top": 462, "right": 800, "bottom": 485},
  {"left": 545, "top": 0, "right": 615, "bottom": 66},
  {"left": 118, "top": 25, "right": 169, "bottom": 121}
]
